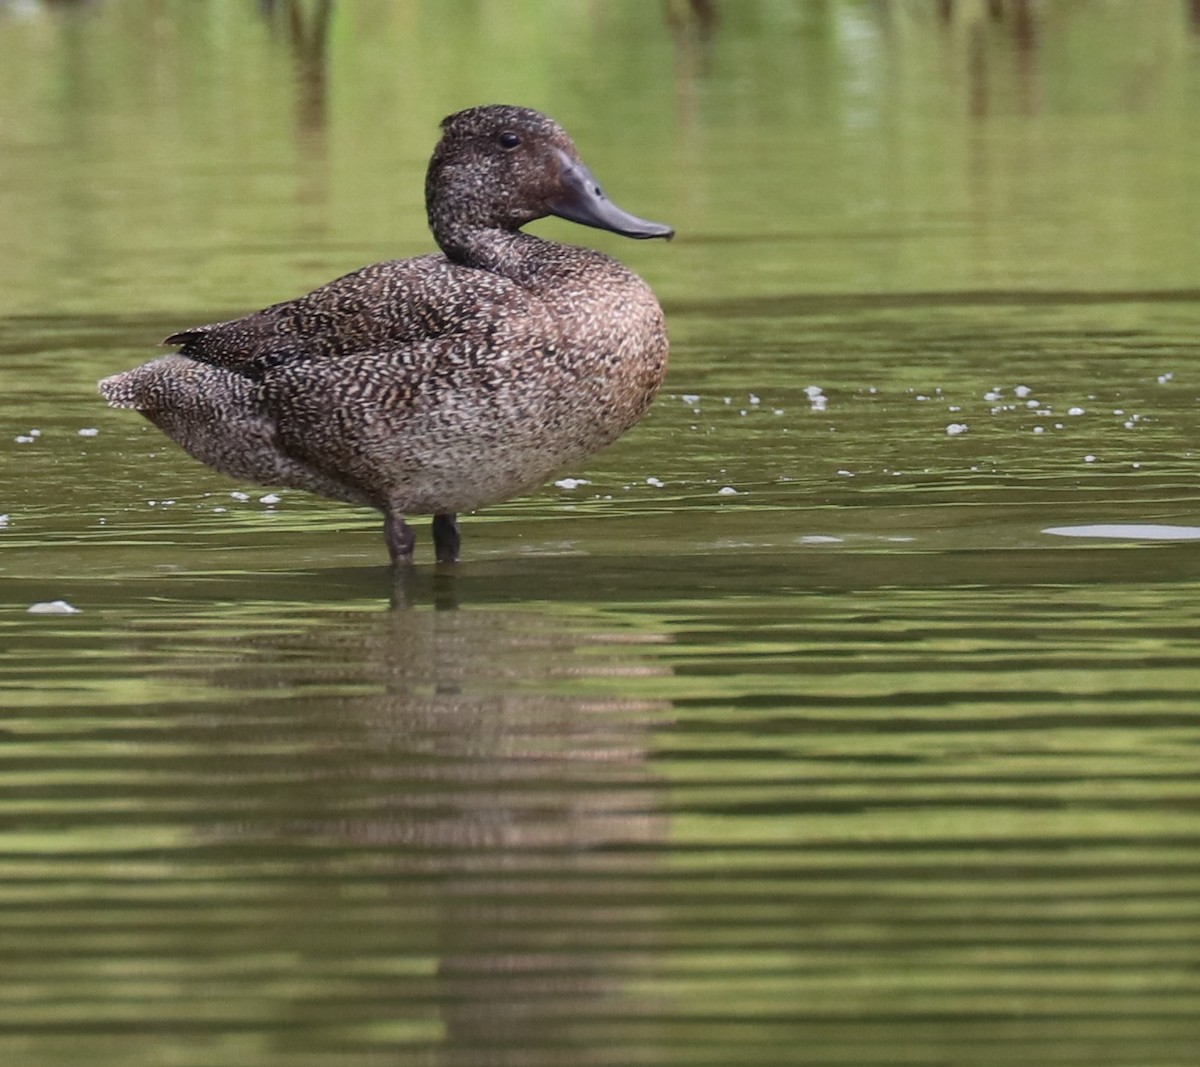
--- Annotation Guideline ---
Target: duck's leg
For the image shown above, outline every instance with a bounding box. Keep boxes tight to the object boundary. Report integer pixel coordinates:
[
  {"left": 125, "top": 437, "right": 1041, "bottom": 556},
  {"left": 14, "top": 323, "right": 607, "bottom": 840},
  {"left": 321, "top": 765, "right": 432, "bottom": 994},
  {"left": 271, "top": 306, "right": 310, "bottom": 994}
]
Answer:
[
  {"left": 385, "top": 509, "right": 416, "bottom": 565},
  {"left": 432, "top": 513, "right": 461, "bottom": 564}
]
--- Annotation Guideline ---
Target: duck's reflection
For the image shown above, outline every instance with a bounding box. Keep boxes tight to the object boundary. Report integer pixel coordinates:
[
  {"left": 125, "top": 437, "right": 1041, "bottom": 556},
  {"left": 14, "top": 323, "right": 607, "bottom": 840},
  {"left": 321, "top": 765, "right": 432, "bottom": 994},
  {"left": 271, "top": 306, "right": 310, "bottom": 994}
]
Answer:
[{"left": 188, "top": 591, "right": 673, "bottom": 1061}]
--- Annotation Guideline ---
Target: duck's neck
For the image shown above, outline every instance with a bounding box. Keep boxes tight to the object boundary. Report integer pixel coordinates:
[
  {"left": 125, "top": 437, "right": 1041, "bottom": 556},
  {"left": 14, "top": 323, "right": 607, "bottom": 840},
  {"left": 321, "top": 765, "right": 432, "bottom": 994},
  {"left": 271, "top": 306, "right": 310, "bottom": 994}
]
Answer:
[{"left": 434, "top": 223, "right": 543, "bottom": 277}]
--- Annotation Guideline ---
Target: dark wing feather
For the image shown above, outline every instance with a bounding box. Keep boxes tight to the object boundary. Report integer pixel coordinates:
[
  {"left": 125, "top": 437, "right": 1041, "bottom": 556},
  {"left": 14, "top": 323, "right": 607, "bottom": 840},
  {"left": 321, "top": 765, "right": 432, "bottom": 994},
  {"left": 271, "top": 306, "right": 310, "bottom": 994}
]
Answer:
[{"left": 164, "top": 254, "right": 526, "bottom": 378}]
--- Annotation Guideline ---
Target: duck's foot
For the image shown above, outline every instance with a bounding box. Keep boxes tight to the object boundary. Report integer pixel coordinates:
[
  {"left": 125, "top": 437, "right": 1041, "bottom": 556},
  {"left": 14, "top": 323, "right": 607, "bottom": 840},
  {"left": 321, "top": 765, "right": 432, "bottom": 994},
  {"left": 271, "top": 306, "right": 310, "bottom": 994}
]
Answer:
[
  {"left": 385, "top": 510, "right": 416, "bottom": 565},
  {"left": 432, "top": 513, "right": 460, "bottom": 564}
]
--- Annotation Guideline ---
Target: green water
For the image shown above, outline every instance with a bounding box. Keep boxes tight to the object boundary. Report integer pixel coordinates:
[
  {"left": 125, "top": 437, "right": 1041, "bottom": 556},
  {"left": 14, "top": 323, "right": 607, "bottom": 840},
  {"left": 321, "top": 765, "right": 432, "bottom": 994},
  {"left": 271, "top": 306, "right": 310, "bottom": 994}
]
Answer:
[{"left": 4, "top": 2, "right": 1200, "bottom": 1064}]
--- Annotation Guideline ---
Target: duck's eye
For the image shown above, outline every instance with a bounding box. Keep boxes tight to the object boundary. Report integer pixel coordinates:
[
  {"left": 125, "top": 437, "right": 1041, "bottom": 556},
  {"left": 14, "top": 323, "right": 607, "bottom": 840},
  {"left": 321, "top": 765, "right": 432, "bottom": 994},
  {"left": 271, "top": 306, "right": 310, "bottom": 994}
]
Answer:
[{"left": 498, "top": 131, "right": 521, "bottom": 150}]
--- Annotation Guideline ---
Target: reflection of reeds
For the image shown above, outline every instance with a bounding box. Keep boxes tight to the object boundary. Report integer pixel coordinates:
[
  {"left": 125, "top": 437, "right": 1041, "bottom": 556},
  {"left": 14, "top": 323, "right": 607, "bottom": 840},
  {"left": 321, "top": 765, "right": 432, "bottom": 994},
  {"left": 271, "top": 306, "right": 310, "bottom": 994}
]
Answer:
[
  {"left": 664, "top": 0, "right": 718, "bottom": 34},
  {"left": 260, "top": 0, "right": 334, "bottom": 143},
  {"left": 937, "top": 0, "right": 1035, "bottom": 21},
  {"left": 666, "top": 0, "right": 718, "bottom": 132}
]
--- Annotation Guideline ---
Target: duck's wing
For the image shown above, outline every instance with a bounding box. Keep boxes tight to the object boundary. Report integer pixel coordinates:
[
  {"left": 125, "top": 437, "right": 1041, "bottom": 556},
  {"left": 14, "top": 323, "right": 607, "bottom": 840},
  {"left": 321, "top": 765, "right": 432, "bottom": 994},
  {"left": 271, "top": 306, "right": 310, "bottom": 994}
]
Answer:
[{"left": 165, "top": 254, "right": 531, "bottom": 377}]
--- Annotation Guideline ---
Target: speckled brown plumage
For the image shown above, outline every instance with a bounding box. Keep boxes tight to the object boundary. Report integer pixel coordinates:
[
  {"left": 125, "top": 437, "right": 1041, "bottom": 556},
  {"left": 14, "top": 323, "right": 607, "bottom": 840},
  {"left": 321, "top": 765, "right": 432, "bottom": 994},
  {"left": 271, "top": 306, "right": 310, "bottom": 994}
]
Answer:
[{"left": 99, "top": 104, "right": 672, "bottom": 564}]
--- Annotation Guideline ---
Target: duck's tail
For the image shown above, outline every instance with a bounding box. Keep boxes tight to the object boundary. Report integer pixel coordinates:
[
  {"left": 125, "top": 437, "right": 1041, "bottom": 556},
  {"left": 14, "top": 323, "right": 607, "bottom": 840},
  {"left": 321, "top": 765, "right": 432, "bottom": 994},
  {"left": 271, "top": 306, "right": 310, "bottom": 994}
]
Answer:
[
  {"left": 96, "top": 355, "right": 372, "bottom": 507},
  {"left": 97, "top": 369, "right": 144, "bottom": 409},
  {"left": 98, "top": 356, "right": 206, "bottom": 412}
]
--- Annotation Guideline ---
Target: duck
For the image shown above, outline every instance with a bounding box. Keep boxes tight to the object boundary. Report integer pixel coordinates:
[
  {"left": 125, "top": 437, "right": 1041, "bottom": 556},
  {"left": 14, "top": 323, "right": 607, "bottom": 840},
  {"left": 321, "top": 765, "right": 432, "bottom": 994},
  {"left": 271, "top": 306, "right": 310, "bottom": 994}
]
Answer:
[{"left": 99, "top": 104, "right": 672, "bottom": 565}]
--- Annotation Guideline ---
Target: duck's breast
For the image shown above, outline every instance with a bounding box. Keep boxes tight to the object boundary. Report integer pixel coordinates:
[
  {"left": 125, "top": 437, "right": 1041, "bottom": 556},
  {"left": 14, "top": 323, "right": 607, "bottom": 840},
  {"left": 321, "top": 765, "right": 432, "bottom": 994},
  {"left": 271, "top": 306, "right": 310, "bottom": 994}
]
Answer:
[{"left": 516, "top": 243, "right": 669, "bottom": 444}]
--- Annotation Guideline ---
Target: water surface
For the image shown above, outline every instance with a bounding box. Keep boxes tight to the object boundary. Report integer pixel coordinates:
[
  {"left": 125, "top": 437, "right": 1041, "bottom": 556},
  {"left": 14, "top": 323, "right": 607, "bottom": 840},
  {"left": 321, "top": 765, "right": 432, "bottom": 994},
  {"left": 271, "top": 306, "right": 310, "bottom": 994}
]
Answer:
[{"left": 3, "top": 3, "right": 1200, "bottom": 1065}]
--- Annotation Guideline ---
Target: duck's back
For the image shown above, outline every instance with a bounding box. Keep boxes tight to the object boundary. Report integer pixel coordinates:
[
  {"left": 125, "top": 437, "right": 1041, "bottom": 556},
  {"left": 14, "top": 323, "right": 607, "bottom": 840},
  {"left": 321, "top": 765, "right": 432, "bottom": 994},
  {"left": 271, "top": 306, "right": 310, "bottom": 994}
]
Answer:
[{"left": 167, "top": 253, "right": 537, "bottom": 373}]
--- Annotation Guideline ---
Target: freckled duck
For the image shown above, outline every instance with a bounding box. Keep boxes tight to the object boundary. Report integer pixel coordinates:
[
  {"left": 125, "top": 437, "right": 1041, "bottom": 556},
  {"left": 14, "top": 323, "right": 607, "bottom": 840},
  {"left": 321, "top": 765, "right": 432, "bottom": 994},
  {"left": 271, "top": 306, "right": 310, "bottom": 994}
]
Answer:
[{"left": 99, "top": 104, "right": 672, "bottom": 564}]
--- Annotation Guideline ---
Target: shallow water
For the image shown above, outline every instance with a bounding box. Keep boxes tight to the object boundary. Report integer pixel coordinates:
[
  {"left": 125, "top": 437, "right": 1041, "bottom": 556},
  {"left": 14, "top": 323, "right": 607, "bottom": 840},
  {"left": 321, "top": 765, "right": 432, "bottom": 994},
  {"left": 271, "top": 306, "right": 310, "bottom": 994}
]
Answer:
[{"left": 4, "top": 2, "right": 1200, "bottom": 1065}]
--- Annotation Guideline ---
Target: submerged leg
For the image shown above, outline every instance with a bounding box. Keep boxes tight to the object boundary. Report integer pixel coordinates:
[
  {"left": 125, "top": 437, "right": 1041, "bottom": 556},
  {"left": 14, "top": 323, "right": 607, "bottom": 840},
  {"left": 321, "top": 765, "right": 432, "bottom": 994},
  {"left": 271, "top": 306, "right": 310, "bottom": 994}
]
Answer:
[
  {"left": 385, "top": 510, "right": 416, "bottom": 565},
  {"left": 432, "top": 513, "right": 461, "bottom": 564}
]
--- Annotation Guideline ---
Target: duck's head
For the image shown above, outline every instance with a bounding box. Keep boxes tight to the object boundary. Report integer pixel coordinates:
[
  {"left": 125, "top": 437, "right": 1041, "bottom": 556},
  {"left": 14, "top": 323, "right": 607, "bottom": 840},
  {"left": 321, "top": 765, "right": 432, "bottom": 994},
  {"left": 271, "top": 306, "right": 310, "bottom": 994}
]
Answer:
[{"left": 426, "top": 104, "right": 673, "bottom": 257}]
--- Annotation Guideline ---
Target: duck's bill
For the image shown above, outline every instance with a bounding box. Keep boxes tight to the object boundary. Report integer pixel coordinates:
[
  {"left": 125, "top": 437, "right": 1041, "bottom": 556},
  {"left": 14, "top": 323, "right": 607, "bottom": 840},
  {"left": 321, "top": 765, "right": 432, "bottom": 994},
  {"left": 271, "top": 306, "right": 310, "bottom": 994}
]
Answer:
[{"left": 548, "top": 151, "right": 674, "bottom": 240}]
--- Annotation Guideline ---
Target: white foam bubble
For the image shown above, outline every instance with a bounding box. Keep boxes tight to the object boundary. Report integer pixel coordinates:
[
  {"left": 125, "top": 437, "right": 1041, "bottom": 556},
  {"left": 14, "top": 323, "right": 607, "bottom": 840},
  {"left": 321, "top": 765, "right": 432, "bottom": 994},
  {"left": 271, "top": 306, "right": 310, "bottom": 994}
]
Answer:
[{"left": 27, "top": 600, "right": 81, "bottom": 614}]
